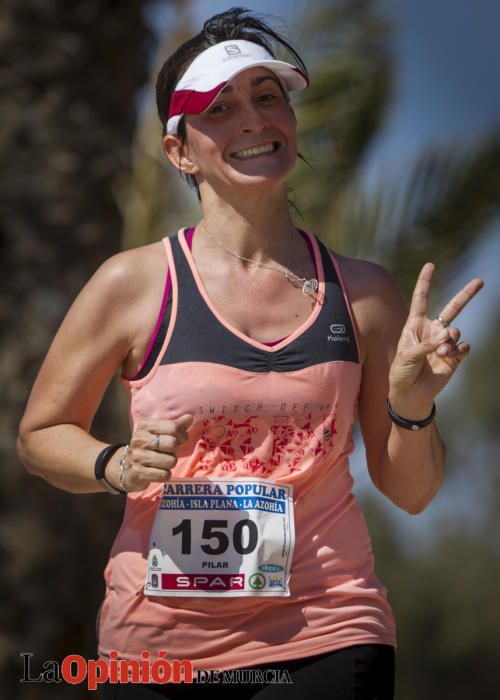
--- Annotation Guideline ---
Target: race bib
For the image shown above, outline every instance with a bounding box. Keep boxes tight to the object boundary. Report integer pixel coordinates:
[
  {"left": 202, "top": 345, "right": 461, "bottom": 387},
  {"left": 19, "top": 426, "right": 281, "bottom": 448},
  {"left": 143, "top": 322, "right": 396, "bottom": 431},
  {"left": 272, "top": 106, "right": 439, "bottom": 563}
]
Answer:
[{"left": 144, "top": 478, "right": 295, "bottom": 597}]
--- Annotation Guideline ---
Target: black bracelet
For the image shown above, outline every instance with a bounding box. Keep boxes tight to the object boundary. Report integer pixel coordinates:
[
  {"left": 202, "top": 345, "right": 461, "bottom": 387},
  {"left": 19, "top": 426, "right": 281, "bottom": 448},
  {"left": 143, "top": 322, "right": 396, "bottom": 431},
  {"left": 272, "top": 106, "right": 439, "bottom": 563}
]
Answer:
[
  {"left": 94, "top": 443, "right": 127, "bottom": 495},
  {"left": 387, "top": 399, "right": 436, "bottom": 431}
]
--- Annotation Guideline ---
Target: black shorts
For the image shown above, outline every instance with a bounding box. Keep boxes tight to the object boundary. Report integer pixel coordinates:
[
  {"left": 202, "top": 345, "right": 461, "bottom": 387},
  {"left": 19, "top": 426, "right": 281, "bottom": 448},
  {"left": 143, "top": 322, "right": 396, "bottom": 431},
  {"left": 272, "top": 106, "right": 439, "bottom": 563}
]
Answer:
[{"left": 101, "top": 643, "right": 395, "bottom": 699}]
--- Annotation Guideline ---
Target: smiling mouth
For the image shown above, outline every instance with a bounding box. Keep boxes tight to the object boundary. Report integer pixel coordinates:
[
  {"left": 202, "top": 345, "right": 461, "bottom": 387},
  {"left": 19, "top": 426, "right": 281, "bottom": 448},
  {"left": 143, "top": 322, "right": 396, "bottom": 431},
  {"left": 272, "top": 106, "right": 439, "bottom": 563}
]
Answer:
[{"left": 231, "top": 142, "right": 280, "bottom": 160}]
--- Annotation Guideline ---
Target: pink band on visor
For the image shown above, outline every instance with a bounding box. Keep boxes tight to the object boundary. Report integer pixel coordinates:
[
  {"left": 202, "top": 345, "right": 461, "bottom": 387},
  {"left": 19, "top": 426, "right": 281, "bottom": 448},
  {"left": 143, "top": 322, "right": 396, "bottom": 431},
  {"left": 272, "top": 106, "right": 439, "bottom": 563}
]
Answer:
[{"left": 166, "top": 39, "right": 308, "bottom": 134}]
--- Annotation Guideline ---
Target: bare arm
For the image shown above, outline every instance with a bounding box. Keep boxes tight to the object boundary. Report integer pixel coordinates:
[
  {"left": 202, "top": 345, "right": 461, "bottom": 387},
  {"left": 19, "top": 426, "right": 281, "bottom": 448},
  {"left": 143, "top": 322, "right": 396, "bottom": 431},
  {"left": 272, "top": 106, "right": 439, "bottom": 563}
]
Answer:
[
  {"left": 345, "top": 259, "right": 483, "bottom": 514},
  {"left": 17, "top": 245, "right": 191, "bottom": 494}
]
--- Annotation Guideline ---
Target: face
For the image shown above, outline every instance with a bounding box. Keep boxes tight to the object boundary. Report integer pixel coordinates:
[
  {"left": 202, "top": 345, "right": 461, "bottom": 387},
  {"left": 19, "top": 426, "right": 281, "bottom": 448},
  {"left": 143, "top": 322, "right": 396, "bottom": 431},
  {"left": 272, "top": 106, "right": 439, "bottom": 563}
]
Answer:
[{"left": 164, "top": 67, "right": 298, "bottom": 197}]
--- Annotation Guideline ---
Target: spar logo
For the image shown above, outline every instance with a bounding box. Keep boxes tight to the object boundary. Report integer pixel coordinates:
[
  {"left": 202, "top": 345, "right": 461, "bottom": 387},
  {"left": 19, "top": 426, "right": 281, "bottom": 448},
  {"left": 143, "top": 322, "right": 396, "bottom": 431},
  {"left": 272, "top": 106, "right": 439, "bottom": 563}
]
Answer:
[
  {"left": 248, "top": 573, "right": 266, "bottom": 590},
  {"left": 162, "top": 574, "right": 245, "bottom": 591}
]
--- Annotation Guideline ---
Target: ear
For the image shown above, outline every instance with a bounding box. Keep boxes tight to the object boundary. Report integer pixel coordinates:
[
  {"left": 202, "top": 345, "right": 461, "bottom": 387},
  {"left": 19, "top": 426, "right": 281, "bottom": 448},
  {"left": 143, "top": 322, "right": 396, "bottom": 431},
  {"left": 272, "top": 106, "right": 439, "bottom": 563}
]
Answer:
[{"left": 163, "top": 134, "right": 198, "bottom": 175}]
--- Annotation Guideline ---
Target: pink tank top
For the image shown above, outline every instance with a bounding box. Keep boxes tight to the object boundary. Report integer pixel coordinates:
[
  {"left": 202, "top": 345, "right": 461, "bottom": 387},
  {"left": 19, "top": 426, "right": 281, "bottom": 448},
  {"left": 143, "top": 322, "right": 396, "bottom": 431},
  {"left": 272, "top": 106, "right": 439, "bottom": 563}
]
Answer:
[{"left": 97, "top": 228, "right": 396, "bottom": 669}]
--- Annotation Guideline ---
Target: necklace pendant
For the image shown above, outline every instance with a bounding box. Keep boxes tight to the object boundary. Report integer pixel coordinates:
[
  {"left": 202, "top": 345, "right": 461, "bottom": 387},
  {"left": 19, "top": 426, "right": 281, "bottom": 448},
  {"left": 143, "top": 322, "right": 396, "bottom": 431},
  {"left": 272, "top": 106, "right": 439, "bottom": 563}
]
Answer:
[{"left": 302, "top": 278, "right": 319, "bottom": 295}]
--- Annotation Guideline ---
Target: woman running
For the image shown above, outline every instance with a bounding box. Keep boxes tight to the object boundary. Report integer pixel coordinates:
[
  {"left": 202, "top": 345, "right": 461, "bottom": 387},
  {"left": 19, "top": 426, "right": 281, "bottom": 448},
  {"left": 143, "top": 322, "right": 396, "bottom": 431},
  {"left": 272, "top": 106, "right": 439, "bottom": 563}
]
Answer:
[{"left": 18, "top": 7, "right": 483, "bottom": 699}]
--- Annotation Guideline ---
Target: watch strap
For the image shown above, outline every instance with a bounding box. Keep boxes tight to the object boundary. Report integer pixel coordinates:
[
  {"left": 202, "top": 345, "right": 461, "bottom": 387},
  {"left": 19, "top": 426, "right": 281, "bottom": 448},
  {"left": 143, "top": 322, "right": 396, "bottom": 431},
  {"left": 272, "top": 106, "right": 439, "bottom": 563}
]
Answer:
[
  {"left": 387, "top": 399, "right": 436, "bottom": 431},
  {"left": 94, "top": 443, "right": 127, "bottom": 495}
]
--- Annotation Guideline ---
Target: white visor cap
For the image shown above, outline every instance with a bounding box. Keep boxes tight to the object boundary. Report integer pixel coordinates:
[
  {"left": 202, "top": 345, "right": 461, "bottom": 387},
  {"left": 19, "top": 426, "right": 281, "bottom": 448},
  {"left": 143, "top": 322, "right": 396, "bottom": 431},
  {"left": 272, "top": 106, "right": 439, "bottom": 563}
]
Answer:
[{"left": 166, "top": 39, "right": 308, "bottom": 134}]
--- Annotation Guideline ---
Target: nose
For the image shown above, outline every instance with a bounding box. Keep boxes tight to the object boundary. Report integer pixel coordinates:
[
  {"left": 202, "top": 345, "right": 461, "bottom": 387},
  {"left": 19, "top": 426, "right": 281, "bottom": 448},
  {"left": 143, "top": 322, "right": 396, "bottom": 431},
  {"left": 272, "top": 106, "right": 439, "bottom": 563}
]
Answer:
[{"left": 239, "top": 102, "right": 269, "bottom": 134}]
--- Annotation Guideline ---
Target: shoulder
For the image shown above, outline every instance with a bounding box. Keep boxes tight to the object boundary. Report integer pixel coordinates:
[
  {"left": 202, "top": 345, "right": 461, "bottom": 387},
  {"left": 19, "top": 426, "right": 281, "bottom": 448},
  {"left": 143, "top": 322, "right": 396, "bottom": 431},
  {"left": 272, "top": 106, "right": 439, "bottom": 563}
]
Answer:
[
  {"left": 61, "top": 240, "right": 168, "bottom": 351},
  {"left": 90, "top": 241, "right": 167, "bottom": 301},
  {"left": 332, "top": 251, "right": 399, "bottom": 299},
  {"left": 330, "top": 251, "right": 408, "bottom": 362}
]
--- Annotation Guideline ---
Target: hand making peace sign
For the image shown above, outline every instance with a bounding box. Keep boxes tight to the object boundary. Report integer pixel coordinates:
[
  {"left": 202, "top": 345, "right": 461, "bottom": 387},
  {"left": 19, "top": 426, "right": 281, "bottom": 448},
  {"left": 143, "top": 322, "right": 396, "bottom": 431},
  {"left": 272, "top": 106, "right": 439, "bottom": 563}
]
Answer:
[{"left": 389, "top": 263, "right": 484, "bottom": 411}]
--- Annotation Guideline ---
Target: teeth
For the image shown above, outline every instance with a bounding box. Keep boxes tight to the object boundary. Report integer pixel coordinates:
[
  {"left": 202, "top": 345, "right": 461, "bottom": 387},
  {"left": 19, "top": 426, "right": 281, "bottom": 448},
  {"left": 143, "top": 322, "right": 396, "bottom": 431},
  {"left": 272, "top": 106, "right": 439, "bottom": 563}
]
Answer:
[{"left": 233, "top": 143, "right": 276, "bottom": 159}]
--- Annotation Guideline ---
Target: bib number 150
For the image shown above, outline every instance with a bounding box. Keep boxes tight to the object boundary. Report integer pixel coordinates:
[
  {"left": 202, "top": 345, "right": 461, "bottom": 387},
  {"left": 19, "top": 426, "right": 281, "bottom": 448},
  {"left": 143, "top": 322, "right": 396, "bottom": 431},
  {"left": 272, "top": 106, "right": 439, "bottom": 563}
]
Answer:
[{"left": 172, "top": 519, "right": 258, "bottom": 556}]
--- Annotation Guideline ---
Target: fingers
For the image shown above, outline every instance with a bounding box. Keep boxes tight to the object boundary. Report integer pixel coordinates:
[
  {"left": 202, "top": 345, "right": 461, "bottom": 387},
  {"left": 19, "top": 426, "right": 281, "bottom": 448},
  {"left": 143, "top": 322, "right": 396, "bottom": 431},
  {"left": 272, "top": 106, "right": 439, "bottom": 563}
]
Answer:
[
  {"left": 144, "top": 414, "right": 193, "bottom": 445},
  {"left": 123, "top": 455, "right": 177, "bottom": 492},
  {"left": 434, "top": 277, "right": 484, "bottom": 326},
  {"left": 124, "top": 414, "right": 194, "bottom": 491},
  {"left": 435, "top": 325, "right": 460, "bottom": 357},
  {"left": 428, "top": 322, "right": 470, "bottom": 366},
  {"left": 409, "top": 263, "right": 435, "bottom": 320},
  {"left": 410, "top": 263, "right": 484, "bottom": 326},
  {"left": 447, "top": 341, "right": 470, "bottom": 360},
  {"left": 400, "top": 321, "right": 465, "bottom": 364},
  {"left": 153, "top": 434, "right": 180, "bottom": 453},
  {"left": 128, "top": 446, "right": 179, "bottom": 470}
]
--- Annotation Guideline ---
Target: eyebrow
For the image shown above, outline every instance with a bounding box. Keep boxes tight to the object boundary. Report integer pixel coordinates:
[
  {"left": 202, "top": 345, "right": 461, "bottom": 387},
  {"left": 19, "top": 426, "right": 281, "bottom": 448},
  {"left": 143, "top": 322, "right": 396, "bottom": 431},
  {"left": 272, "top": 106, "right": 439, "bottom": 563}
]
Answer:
[{"left": 220, "top": 76, "right": 283, "bottom": 93}]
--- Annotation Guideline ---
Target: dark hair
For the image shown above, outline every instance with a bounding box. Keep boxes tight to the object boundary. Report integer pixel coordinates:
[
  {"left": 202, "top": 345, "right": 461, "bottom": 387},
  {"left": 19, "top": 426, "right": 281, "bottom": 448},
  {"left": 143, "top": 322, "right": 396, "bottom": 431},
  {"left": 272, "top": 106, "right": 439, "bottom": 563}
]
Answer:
[{"left": 155, "top": 7, "right": 308, "bottom": 195}]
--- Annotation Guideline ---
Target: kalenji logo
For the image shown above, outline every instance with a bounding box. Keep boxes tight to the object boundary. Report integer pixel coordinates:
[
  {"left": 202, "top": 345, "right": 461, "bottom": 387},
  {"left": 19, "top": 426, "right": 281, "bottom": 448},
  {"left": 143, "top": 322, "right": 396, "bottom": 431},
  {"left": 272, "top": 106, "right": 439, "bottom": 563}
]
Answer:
[
  {"left": 327, "top": 323, "right": 350, "bottom": 343},
  {"left": 224, "top": 45, "right": 242, "bottom": 56},
  {"left": 163, "top": 573, "right": 245, "bottom": 591}
]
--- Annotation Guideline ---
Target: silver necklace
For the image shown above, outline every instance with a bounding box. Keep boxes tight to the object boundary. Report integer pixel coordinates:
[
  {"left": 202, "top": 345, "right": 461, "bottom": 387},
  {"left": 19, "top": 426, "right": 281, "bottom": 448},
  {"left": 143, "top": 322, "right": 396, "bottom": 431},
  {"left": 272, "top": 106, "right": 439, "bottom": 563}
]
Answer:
[{"left": 200, "top": 225, "right": 319, "bottom": 296}]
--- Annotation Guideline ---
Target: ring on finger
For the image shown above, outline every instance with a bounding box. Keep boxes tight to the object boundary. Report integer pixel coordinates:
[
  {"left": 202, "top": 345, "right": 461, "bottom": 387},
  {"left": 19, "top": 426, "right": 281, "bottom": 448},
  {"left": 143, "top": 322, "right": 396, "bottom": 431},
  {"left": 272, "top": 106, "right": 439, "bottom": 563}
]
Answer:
[
  {"left": 153, "top": 434, "right": 161, "bottom": 452},
  {"left": 435, "top": 315, "right": 449, "bottom": 328}
]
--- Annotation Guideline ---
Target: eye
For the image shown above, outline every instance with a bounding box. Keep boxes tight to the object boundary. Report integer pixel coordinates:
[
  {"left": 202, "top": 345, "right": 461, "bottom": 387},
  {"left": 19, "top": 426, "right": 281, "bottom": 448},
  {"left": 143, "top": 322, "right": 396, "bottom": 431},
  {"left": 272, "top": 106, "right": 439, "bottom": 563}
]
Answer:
[
  {"left": 207, "top": 102, "right": 230, "bottom": 115},
  {"left": 258, "top": 93, "right": 278, "bottom": 103}
]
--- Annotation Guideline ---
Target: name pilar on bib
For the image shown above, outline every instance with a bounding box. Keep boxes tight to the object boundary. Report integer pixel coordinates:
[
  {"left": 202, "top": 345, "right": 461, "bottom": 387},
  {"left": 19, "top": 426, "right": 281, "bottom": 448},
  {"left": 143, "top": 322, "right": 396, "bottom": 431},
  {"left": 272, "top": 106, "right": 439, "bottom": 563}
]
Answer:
[{"left": 145, "top": 478, "right": 295, "bottom": 597}]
